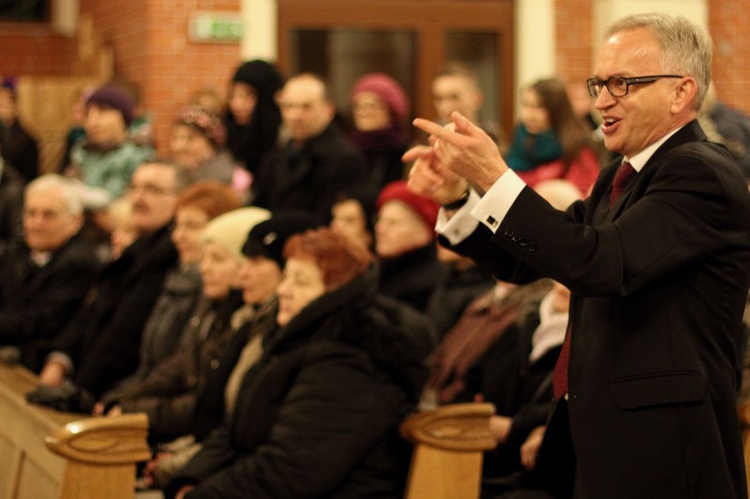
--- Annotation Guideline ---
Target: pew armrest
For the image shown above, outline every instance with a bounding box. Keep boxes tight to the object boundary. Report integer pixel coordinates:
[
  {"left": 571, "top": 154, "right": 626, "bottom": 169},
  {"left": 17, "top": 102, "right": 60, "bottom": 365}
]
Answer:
[
  {"left": 45, "top": 413, "right": 151, "bottom": 465},
  {"left": 401, "top": 402, "right": 497, "bottom": 452}
]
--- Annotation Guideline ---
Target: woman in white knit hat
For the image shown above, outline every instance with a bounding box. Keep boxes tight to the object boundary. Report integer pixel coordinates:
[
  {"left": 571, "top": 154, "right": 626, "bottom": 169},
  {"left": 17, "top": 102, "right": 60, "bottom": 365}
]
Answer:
[{"left": 95, "top": 207, "right": 270, "bottom": 447}]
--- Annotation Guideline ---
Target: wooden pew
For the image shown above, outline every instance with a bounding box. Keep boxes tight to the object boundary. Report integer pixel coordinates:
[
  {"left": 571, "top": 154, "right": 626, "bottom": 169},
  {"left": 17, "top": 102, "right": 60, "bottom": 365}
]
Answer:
[
  {"left": 400, "top": 402, "right": 496, "bottom": 499},
  {"left": 0, "top": 362, "right": 150, "bottom": 499}
]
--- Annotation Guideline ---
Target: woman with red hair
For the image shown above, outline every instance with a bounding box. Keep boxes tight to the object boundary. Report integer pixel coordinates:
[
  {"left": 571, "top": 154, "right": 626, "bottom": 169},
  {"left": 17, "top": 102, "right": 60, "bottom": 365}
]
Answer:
[{"left": 167, "top": 228, "right": 435, "bottom": 499}]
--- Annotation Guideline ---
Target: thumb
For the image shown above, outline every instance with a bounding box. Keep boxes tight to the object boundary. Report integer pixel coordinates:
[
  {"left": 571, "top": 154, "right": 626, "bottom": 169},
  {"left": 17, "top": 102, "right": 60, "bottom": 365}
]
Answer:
[{"left": 450, "top": 111, "right": 480, "bottom": 136}]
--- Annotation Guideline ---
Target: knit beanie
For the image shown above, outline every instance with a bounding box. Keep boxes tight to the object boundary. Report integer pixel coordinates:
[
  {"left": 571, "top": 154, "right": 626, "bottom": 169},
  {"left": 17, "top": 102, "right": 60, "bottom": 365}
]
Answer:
[
  {"left": 377, "top": 180, "right": 440, "bottom": 230},
  {"left": 350, "top": 73, "right": 409, "bottom": 123},
  {"left": 242, "top": 211, "right": 323, "bottom": 267},
  {"left": 200, "top": 207, "right": 271, "bottom": 262},
  {"left": 86, "top": 85, "right": 136, "bottom": 126},
  {"left": 232, "top": 60, "right": 284, "bottom": 102},
  {"left": 176, "top": 105, "right": 227, "bottom": 149}
]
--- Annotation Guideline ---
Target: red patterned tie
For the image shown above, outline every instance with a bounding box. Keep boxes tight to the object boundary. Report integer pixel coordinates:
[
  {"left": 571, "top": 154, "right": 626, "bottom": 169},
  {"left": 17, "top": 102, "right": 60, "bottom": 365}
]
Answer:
[
  {"left": 610, "top": 161, "right": 637, "bottom": 208},
  {"left": 553, "top": 323, "right": 571, "bottom": 400}
]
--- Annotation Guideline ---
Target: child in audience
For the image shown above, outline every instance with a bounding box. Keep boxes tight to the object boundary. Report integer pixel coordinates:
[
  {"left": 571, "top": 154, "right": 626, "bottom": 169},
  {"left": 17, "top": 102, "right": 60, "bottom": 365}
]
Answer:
[{"left": 505, "top": 78, "right": 600, "bottom": 194}]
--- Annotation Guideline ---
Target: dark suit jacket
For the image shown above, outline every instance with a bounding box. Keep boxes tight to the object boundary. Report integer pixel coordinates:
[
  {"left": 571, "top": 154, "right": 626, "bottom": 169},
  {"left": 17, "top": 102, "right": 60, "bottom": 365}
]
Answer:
[
  {"left": 252, "top": 123, "right": 366, "bottom": 223},
  {"left": 52, "top": 225, "right": 178, "bottom": 398},
  {"left": 451, "top": 120, "right": 750, "bottom": 499},
  {"left": 0, "top": 233, "right": 99, "bottom": 371}
]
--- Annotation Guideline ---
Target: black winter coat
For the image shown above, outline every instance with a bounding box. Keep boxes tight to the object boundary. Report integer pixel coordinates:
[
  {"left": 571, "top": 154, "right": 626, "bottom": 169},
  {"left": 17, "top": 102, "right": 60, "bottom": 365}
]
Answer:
[
  {"left": 167, "top": 265, "right": 435, "bottom": 498},
  {"left": 52, "top": 225, "right": 178, "bottom": 398},
  {"left": 0, "top": 232, "right": 99, "bottom": 371},
  {"left": 252, "top": 123, "right": 367, "bottom": 224}
]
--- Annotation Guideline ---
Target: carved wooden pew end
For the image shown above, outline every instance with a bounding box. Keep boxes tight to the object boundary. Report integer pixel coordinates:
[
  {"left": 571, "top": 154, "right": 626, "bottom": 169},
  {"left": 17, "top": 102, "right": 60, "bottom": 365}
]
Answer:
[
  {"left": 401, "top": 402, "right": 496, "bottom": 499},
  {"left": 45, "top": 413, "right": 151, "bottom": 499}
]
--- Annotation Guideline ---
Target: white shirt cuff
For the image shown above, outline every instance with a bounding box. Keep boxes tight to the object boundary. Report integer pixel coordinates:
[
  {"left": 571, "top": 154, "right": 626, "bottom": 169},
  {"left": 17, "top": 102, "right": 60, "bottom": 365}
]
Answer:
[
  {"left": 436, "top": 189, "right": 482, "bottom": 245},
  {"left": 471, "top": 170, "right": 526, "bottom": 233}
]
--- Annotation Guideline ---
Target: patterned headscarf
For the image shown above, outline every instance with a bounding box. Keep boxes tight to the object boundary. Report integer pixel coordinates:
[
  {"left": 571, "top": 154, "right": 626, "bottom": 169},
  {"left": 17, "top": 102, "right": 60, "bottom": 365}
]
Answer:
[{"left": 176, "top": 105, "right": 227, "bottom": 149}]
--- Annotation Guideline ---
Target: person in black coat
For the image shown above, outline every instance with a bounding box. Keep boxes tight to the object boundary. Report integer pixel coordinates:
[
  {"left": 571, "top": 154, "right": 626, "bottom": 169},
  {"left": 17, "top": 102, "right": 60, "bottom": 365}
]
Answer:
[
  {"left": 0, "top": 83, "right": 39, "bottom": 182},
  {"left": 252, "top": 73, "right": 367, "bottom": 223},
  {"left": 37, "top": 161, "right": 184, "bottom": 402},
  {"left": 349, "top": 73, "right": 411, "bottom": 191},
  {"left": 141, "top": 212, "right": 322, "bottom": 489},
  {"left": 375, "top": 180, "right": 445, "bottom": 313},
  {"left": 407, "top": 13, "right": 750, "bottom": 499},
  {"left": 166, "top": 228, "right": 435, "bottom": 499},
  {"left": 0, "top": 174, "right": 99, "bottom": 371},
  {"left": 0, "top": 160, "right": 26, "bottom": 257},
  {"left": 224, "top": 60, "right": 284, "bottom": 176}
]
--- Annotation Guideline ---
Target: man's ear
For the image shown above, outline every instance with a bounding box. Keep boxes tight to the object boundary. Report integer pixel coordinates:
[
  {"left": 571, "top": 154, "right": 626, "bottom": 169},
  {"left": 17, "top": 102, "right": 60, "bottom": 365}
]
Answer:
[{"left": 671, "top": 77, "right": 698, "bottom": 114}]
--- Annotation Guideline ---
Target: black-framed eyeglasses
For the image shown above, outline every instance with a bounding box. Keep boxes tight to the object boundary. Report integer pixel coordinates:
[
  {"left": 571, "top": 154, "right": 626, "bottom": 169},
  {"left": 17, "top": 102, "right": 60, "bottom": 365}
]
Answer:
[{"left": 586, "top": 75, "right": 684, "bottom": 98}]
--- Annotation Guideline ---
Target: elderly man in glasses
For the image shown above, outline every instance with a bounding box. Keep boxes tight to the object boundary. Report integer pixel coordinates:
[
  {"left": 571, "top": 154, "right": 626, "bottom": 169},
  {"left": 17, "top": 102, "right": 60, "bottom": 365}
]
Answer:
[
  {"left": 406, "top": 13, "right": 750, "bottom": 499},
  {"left": 37, "top": 161, "right": 188, "bottom": 404}
]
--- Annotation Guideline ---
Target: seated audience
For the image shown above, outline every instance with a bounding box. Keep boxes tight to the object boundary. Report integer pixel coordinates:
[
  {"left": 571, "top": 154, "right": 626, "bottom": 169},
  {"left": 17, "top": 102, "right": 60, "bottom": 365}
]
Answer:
[
  {"left": 505, "top": 78, "right": 600, "bottom": 194},
  {"left": 330, "top": 185, "right": 377, "bottom": 250},
  {"left": 113, "top": 182, "right": 243, "bottom": 387},
  {"left": 142, "top": 212, "right": 322, "bottom": 489},
  {"left": 169, "top": 105, "right": 249, "bottom": 200},
  {"left": 165, "top": 228, "right": 434, "bottom": 498},
  {"left": 349, "top": 72, "right": 410, "bottom": 190},
  {"left": 67, "top": 84, "right": 153, "bottom": 201},
  {"left": 0, "top": 174, "right": 99, "bottom": 371},
  {"left": 478, "top": 281, "right": 571, "bottom": 496},
  {"left": 96, "top": 207, "right": 270, "bottom": 444},
  {"left": 253, "top": 73, "right": 367, "bottom": 223},
  {"left": 375, "top": 180, "right": 445, "bottom": 312},
  {"left": 224, "top": 60, "right": 284, "bottom": 175},
  {"left": 426, "top": 245, "right": 495, "bottom": 338},
  {"left": 37, "top": 161, "right": 185, "bottom": 404},
  {"left": 0, "top": 79, "right": 39, "bottom": 182}
]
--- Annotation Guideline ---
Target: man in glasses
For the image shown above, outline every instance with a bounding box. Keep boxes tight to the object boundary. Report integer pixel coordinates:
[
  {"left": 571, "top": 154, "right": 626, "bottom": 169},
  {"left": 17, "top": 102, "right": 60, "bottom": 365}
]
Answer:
[
  {"left": 405, "top": 13, "right": 750, "bottom": 499},
  {"left": 37, "top": 161, "right": 187, "bottom": 405}
]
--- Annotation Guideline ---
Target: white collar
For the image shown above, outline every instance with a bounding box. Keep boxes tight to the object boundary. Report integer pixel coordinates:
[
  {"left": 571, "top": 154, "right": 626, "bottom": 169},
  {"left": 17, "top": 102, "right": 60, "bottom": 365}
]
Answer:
[{"left": 624, "top": 125, "right": 684, "bottom": 172}]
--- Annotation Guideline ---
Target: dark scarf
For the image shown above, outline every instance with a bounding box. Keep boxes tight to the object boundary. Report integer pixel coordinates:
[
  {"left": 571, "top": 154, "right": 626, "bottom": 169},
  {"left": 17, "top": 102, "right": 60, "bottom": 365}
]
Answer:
[
  {"left": 225, "top": 104, "right": 282, "bottom": 175},
  {"left": 349, "top": 124, "right": 409, "bottom": 154},
  {"left": 505, "top": 124, "right": 563, "bottom": 172}
]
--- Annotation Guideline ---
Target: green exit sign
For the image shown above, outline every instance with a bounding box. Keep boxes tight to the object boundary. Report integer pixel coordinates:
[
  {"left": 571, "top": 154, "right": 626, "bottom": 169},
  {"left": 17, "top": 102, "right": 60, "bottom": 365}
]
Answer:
[{"left": 190, "top": 13, "right": 244, "bottom": 43}]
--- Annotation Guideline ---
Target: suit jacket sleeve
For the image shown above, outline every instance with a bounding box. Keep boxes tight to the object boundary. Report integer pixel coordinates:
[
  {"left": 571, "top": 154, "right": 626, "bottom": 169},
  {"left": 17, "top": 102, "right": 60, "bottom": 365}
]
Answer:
[{"left": 459, "top": 143, "right": 750, "bottom": 297}]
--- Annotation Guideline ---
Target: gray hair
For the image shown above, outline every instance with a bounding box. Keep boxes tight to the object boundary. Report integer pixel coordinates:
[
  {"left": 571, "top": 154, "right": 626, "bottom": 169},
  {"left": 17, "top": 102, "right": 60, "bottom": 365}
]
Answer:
[
  {"left": 605, "top": 13, "right": 713, "bottom": 110},
  {"left": 25, "top": 174, "right": 84, "bottom": 216}
]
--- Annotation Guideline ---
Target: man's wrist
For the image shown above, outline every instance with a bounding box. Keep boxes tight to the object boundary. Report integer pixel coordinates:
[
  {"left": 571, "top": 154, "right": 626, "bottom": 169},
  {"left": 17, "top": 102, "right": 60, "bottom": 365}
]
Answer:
[{"left": 441, "top": 188, "right": 471, "bottom": 211}]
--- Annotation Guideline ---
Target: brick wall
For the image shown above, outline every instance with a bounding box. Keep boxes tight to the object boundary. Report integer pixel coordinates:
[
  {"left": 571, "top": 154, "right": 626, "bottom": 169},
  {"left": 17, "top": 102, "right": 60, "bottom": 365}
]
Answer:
[
  {"left": 708, "top": 0, "right": 750, "bottom": 113},
  {"left": 79, "top": 0, "right": 242, "bottom": 154},
  {"left": 554, "top": 0, "right": 594, "bottom": 86}
]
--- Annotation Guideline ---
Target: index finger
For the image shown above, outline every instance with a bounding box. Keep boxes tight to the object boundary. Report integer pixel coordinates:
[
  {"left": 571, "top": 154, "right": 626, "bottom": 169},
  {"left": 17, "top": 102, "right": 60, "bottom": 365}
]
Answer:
[
  {"left": 413, "top": 118, "right": 472, "bottom": 148},
  {"left": 412, "top": 117, "right": 444, "bottom": 138}
]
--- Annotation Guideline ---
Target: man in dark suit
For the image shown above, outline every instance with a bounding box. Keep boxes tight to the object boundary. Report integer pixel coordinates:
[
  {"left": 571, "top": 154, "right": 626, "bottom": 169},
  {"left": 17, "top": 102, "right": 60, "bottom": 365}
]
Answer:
[
  {"left": 38, "top": 161, "right": 185, "bottom": 400},
  {"left": 405, "top": 13, "right": 750, "bottom": 499},
  {"left": 0, "top": 174, "right": 99, "bottom": 372},
  {"left": 252, "top": 73, "right": 366, "bottom": 223}
]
